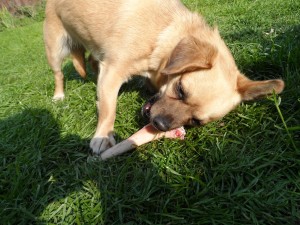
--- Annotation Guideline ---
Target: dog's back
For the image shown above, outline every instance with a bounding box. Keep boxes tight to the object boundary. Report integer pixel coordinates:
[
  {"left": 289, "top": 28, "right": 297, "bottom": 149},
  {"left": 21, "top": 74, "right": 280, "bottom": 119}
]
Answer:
[
  {"left": 43, "top": 0, "right": 205, "bottom": 100},
  {"left": 45, "top": 0, "right": 187, "bottom": 60}
]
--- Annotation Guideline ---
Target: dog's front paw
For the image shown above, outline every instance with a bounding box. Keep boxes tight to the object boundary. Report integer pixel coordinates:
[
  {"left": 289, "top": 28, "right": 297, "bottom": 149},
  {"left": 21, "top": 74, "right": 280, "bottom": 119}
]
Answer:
[
  {"left": 52, "top": 93, "right": 65, "bottom": 101},
  {"left": 90, "top": 134, "right": 116, "bottom": 155}
]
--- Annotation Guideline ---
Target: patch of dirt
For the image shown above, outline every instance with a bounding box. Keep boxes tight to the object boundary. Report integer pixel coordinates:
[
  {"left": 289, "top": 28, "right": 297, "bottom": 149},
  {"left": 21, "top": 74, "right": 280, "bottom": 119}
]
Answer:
[{"left": 0, "top": 0, "right": 42, "bottom": 14}]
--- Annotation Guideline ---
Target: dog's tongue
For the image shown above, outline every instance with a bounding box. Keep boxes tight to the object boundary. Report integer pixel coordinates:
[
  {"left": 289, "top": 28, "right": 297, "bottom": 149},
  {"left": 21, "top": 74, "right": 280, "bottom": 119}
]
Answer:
[{"left": 143, "top": 102, "right": 152, "bottom": 111}]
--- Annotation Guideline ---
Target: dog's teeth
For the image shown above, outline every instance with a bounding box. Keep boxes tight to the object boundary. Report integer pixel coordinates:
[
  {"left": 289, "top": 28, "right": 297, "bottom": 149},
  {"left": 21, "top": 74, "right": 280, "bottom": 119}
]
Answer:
[{"left": 145, "top": 103, "right": 151, "bottom": 110}]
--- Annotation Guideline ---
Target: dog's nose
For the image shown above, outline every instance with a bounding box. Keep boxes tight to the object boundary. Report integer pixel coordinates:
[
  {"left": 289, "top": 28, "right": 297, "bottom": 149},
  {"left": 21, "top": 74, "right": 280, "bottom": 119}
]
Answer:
[{"left": 152, "top": 115, "right": 171, "bottom": 131}]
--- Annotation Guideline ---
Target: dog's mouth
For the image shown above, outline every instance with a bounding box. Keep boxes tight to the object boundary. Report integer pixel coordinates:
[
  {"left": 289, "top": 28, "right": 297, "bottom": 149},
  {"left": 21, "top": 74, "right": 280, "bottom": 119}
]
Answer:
[{"left": 141, "top": 94, "right": 160, "bottom": 119}]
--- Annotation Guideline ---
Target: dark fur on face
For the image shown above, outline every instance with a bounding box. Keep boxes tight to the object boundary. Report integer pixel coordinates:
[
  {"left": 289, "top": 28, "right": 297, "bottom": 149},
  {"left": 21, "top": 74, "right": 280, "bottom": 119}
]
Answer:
[{"left": 142, "top": 82, "right": 203, "bottom": 131}]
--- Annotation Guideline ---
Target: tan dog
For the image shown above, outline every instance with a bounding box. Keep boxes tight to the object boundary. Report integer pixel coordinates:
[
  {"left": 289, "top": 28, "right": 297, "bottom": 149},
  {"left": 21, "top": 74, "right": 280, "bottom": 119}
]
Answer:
[{"left": 44, "top": 0, "right": 284, "bottom": 154}]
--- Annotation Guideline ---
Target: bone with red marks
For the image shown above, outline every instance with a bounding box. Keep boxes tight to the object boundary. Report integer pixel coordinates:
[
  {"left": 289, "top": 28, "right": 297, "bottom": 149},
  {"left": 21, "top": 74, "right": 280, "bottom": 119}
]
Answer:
[{"left": 100, "top": 124, "right": 186, "bottom": 160}]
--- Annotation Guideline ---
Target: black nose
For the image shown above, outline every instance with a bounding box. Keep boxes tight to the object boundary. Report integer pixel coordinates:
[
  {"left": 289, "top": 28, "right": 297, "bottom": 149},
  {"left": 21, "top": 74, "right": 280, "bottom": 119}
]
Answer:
[{"left": 152, "top": 115, "right": 171, "bottom": 131}]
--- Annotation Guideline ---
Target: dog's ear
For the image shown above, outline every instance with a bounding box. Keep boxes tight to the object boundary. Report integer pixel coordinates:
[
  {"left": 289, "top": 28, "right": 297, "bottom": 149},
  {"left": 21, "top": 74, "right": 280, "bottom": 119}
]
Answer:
[
  {"left": 237, "top": 73, "right": 285, "bottom": 101},
  {"left": 161, "top": 36, "right": 217, "bottom": 76}
]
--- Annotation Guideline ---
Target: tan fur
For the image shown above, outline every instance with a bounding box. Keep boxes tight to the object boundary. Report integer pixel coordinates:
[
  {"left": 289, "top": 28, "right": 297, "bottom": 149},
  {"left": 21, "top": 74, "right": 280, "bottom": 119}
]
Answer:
[{"left": 44, "top": 0, "right": 284, "bottom": 154}]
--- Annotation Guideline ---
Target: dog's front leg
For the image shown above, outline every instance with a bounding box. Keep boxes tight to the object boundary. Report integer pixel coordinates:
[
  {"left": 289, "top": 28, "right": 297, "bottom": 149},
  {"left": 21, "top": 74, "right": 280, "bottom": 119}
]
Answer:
[{"left": 90, "top": 62, "right": 125, "bottom": 154}]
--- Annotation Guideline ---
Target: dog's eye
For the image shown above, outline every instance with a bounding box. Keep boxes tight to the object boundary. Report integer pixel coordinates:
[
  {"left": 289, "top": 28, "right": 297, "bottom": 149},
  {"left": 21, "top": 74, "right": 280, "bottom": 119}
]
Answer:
[
  {"left": 176, "top": 81, "right": 185, "bottom": 100},
  {"left": 191, "top": 118, "right": 202, "bottom": 126}
]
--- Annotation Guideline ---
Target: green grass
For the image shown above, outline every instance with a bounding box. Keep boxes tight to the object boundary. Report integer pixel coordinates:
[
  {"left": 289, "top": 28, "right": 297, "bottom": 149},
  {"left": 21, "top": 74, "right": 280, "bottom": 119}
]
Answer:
[{"left": 0, "top": 0, "right": 299, "bottom": 224}]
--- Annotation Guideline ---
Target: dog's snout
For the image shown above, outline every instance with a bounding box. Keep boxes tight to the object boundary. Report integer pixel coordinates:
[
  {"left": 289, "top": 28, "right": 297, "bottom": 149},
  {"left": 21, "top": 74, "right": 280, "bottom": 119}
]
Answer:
[{"left": 152, "top": 115, "right": 171, "bottom": 131}]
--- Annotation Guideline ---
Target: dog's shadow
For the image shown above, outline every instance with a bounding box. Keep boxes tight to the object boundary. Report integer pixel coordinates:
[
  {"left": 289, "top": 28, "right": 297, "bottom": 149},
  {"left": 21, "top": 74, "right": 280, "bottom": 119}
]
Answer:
[{"left": 0, "top": 108, "right": 178, "bottom": 224}]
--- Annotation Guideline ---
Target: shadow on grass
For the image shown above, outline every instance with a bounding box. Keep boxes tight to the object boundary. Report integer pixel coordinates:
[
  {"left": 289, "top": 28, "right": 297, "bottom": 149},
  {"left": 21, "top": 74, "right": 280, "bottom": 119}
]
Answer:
[
  {"left": 229, "top": 25, "right": 300, "bottom": 79},
  {"left": 1, "top": 108, "right": 299, "bottom": 224},
  {"left": 0, "top": 108, "right": 182, "bottom": 224},
  {"left": 0, "top": 108, "right": 86, "bottom": 223},
  {"left": 61, "top": 59, "right": 97, "bottom": 86}
]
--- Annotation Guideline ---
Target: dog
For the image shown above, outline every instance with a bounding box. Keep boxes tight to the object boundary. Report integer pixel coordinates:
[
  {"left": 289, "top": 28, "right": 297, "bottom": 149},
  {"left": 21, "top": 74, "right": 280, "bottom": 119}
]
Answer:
[{"left": 44, "top": 0, "right": 284, "bottom": 155}]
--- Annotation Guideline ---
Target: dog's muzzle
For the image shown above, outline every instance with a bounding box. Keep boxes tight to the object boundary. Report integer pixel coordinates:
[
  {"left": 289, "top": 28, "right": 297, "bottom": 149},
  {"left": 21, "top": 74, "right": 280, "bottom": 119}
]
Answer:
[{"left": 142, "top": 94, "right": 174, "bottom": 131}]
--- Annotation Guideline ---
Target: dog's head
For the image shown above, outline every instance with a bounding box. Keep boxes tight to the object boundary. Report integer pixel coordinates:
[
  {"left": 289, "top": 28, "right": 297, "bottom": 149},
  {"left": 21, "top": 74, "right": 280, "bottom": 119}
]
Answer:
[{"left": 143, "top": 35, "right": 284, "bottom": 131}]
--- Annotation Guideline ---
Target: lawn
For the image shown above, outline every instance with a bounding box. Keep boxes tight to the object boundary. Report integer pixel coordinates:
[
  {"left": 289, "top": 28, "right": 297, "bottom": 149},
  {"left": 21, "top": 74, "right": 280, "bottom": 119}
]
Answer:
[{"left": 0, "top": 0, "right": 299, "bottom": 224}]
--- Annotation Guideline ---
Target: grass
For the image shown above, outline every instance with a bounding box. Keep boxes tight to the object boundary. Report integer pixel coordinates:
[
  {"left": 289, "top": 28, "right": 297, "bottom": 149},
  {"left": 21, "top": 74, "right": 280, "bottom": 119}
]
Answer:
[{"left": 0, "top": 0, "right": 299, "bottom": 224}]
